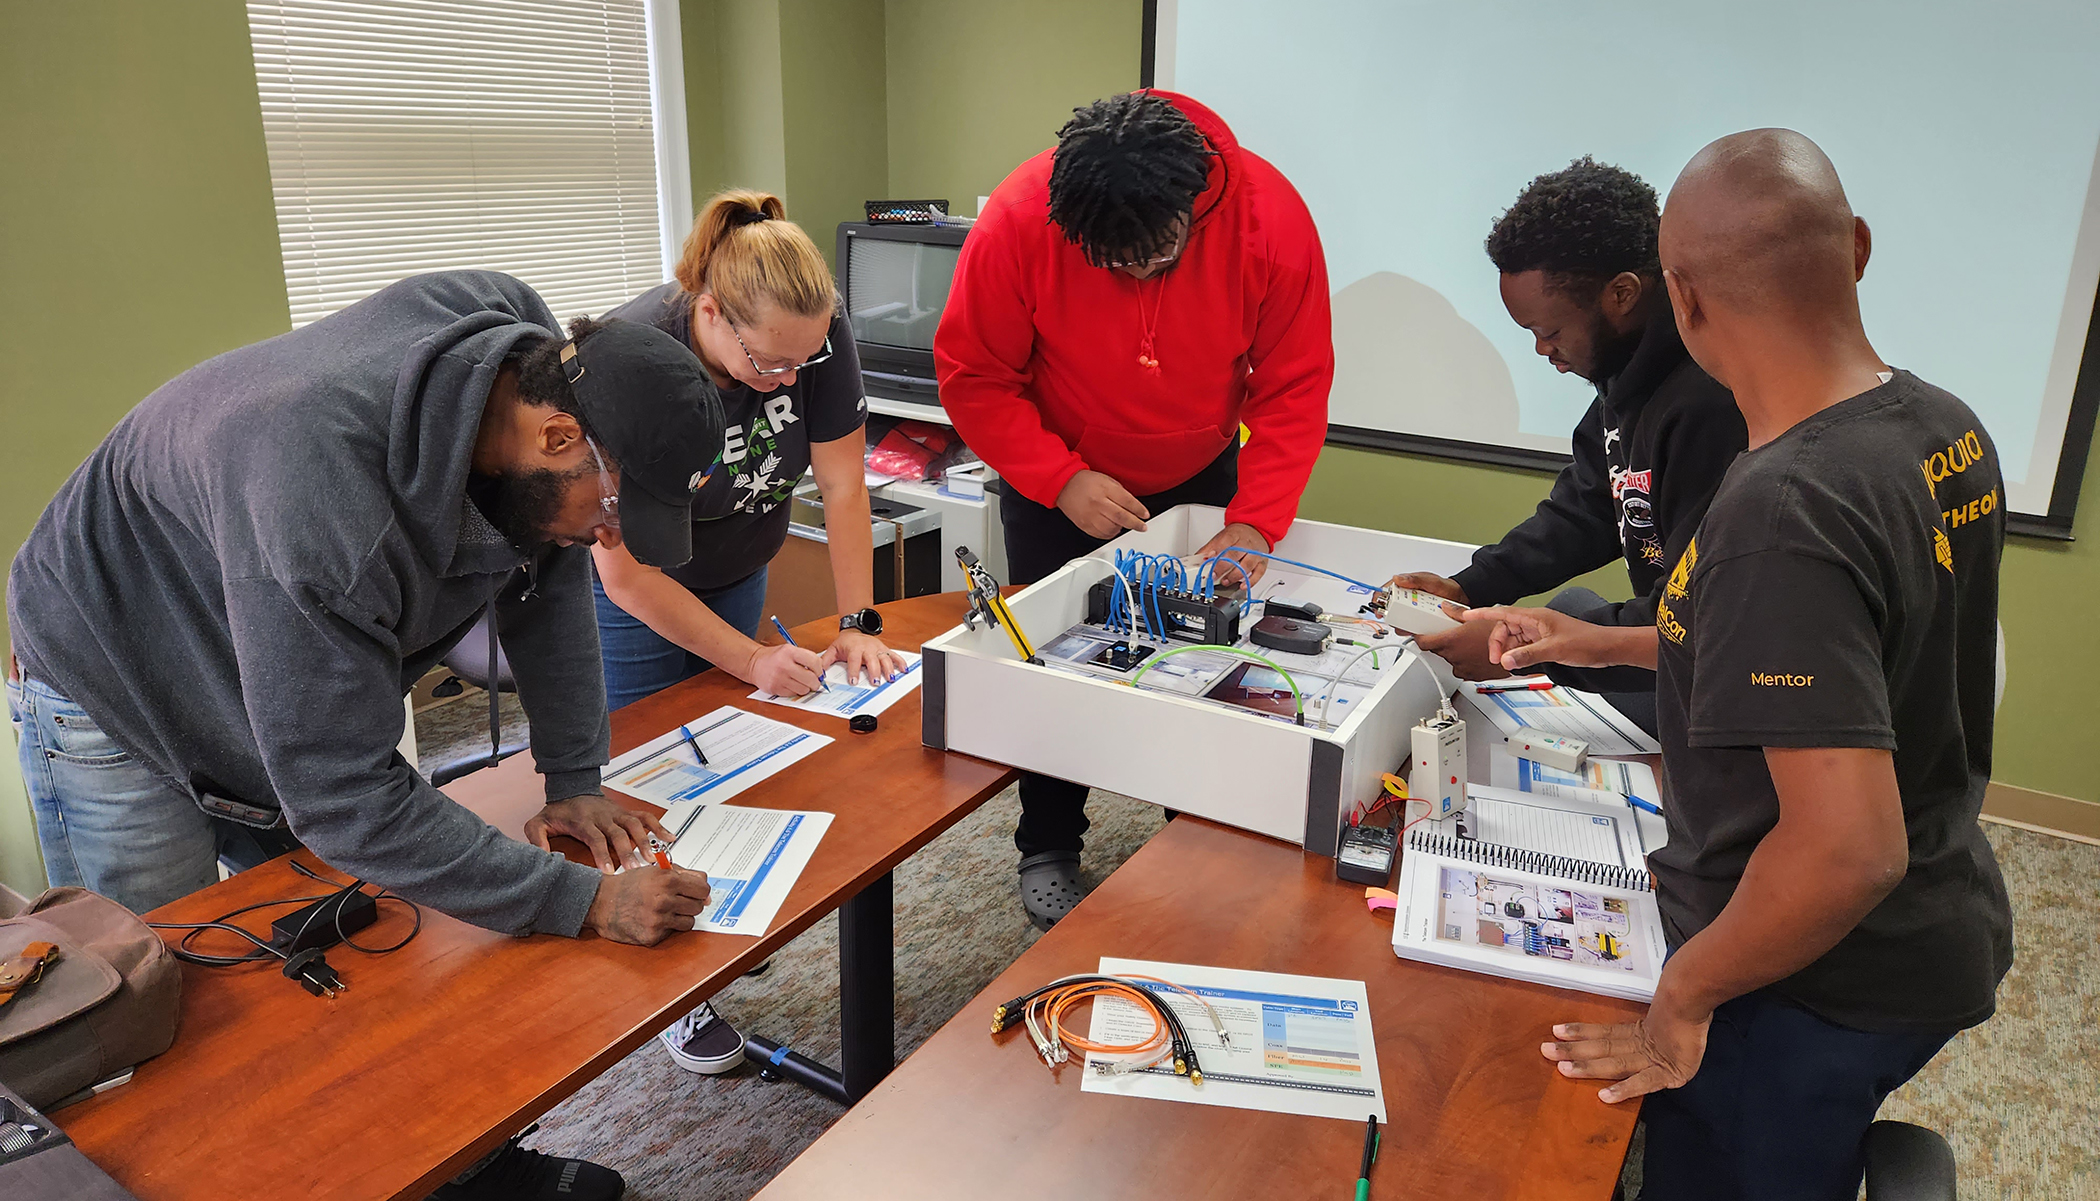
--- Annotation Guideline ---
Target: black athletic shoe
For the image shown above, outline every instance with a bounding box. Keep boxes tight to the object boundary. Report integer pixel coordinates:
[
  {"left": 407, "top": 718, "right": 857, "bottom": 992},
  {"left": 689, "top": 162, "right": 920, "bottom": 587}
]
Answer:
[
  {"left": 657, "top": 1000, "right": 747, "bottom": 1075},
  {"left": 430, "top": 1126, "right": 624, "bottom": 1201}
]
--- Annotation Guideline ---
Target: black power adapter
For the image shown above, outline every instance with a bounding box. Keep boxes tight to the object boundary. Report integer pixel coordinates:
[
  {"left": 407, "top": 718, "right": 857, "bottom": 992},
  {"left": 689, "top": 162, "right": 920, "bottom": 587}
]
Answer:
[
  {"left": 270, "top": 887, "right": 378, "bottom": 954},
  {"left": 149, "top": 862, "right": 423, "bottom": 1002}
]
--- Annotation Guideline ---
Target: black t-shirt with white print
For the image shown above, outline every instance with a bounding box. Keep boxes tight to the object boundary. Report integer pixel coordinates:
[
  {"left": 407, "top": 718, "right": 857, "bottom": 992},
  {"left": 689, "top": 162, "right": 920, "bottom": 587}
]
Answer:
[
  {"left": 1651, "top": 370, "right": 2012, "bottom": 1033},
  {"left": 605, "top": 282, "right": 867, "bottom": 592}
]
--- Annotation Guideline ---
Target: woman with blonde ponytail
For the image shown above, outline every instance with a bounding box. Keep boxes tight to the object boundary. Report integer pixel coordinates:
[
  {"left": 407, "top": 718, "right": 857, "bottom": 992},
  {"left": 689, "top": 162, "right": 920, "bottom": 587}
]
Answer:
[{"left": 594, "top": 189, "right": 906, "bottom": 1076}]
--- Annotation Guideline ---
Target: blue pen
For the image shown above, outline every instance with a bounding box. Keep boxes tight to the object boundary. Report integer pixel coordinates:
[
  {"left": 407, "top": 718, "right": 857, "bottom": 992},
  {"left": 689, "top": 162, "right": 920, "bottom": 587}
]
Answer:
[
  {"left": 1627, "top": 795, "right": 1662, "bottom": 816},
  {"left": 769, "top": 615, "right": 829, "bottom": 692}
]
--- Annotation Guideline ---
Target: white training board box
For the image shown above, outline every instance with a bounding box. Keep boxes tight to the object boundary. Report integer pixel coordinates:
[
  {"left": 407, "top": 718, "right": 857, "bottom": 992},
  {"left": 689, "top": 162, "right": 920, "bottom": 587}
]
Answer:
[{"left": 920, "top": 506, "right": 1475, "bottom": 855}]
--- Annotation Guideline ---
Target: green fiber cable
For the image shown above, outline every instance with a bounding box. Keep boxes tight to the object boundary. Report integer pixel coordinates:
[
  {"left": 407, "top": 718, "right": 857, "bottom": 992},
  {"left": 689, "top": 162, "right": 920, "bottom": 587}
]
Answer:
[{"left": 1124, "top": 643, "right": 1305, "bottom": 719}]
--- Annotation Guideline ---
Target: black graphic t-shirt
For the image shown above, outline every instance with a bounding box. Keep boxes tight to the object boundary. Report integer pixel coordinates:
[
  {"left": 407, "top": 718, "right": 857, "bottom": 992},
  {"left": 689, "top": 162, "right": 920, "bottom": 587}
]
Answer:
[
  {"left": 1651, "top": 371, "right": 2012, "bottom": 1033},
  {"left": 606, "top": 283, "right": 866, "bottom": 592}
]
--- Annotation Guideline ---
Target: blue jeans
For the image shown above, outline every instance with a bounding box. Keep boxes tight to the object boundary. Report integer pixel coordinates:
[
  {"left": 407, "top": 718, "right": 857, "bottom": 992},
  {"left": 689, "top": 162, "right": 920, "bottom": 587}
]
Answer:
[
  {"left": 1639, "top": 989, "right": 1954, "bottom": 1201},
  {"left": 9, "top": 676, "right": 223, "bottom": 913},
  {"left": 592, "top": 566, "right": 769, "bottom": 711}
]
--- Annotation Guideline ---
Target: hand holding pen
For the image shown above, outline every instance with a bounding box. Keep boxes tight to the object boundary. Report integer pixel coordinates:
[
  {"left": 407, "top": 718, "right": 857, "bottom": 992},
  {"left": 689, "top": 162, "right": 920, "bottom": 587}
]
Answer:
[{"left": 762, "top": 615, "right": 830, "bottom": 695}]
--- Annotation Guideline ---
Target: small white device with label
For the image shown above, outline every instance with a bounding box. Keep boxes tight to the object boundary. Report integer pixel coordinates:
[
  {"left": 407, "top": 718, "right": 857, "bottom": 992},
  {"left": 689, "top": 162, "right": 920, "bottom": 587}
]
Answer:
[
  {"left": 1375, "top": 587, "right": 1463, "bottom": 636},
  {"left": 1506, "top": 728, "right": 1588, "bottom": 772},
  {"left": 1410, "top": 707, "right": 1468, "bottom": 819}
]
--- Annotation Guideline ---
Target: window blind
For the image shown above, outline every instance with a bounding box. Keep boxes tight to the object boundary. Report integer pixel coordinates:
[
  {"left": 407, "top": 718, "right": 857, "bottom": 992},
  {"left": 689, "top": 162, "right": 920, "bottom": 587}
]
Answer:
[{"left": 248, "top": 0, "right": 665, "bottom": 328}]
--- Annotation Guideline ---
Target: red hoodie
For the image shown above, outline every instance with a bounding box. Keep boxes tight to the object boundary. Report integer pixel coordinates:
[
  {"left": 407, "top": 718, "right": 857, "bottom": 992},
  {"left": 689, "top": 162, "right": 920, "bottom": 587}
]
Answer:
[{"left": 933, "top": 91, "right": 1332, "bottom": 548}]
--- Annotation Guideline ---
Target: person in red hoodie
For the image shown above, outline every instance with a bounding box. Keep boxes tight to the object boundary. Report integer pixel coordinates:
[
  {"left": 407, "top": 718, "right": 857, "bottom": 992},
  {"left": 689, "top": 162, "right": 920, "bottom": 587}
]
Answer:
[{"left": 936, "top": 89, "right": 1333, "bottom": 928}]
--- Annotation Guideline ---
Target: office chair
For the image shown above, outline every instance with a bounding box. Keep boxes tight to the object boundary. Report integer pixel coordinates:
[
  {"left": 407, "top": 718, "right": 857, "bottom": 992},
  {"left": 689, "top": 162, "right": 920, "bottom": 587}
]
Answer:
[
  {"left": 428, "top": 607, "right": 528, "bottom": 786},
  {"left": 1863, "top": 1120, "right": 1958, "bottom": 1201}
]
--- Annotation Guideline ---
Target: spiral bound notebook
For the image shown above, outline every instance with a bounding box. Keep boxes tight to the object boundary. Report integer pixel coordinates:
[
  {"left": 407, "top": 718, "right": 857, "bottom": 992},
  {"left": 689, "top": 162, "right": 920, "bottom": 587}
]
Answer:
[{"left": 1391, "top": 788, "right": 1667, "bottom": 1002}]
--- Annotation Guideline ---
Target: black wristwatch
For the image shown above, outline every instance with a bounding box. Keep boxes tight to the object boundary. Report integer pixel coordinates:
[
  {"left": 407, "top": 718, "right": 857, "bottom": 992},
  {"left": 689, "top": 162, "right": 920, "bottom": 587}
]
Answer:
[{"left": 840, "top": 607, "right": 883, "bottom": 636}]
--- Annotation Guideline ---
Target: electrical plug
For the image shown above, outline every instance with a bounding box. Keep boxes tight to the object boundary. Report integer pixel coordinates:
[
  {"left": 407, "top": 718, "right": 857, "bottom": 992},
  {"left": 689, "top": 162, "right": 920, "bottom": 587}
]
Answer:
[{"left": 281, "top": 947, "right": 346, "bottom": 998}]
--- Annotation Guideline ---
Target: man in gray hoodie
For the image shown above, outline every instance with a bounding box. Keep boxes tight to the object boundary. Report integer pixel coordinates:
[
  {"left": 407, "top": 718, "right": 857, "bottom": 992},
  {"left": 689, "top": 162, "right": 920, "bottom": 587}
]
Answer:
[
  {"left": 10, "top": 270, "right": 726, "bottom": 1198},
  {"left": 9, "top": 269, "right": 728, "bottom": 940}
]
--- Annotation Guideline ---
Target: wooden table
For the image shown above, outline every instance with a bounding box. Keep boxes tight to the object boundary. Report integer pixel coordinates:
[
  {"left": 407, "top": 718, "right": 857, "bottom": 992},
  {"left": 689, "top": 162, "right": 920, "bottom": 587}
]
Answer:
[
  {"left": 756, "top": 816, "right": 1646, "bottom": 1201},
  {"left": 60, "top": 592, "right": 1014, "bottom": 1201}
]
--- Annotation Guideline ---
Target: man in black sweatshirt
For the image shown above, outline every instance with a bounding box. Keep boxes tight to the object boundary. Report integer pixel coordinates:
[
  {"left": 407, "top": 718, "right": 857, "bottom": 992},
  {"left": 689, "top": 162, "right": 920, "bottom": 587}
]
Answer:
[{"left": 1392, "top": 158, "right": 1746, "bottom": 733}]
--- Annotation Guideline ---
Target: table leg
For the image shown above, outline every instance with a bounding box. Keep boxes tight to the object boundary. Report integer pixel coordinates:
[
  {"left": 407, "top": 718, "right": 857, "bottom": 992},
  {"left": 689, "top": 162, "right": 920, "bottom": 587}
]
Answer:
[
  {"left": 743, "top": 872, "right": 896, "bottom": 1105},
  {"left": 838, "top": 871, "right": 896, "bottom": 1101}
]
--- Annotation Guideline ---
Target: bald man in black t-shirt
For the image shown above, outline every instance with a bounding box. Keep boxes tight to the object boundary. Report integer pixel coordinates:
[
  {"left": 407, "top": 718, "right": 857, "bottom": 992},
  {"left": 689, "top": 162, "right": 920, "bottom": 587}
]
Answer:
[{"left": 1466, "top": 130, "right": 2012, "bottom": 1201}]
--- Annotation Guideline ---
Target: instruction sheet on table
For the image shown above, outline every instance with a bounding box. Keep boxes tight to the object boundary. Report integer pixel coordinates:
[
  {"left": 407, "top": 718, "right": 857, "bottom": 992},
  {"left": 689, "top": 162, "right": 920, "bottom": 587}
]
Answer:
[
  {"left": 602, "top": 705, "right": 832, "bottom": 808},
  {"left": 749, "top": 652, "right": 923, "bottom": 719},
  {"left": 1080, "top": 957, "right": 1387, "bottom": 1123}
]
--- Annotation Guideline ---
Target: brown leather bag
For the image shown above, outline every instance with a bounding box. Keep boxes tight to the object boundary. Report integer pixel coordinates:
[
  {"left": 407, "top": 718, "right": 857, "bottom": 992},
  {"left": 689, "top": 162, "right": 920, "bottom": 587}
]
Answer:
[{"left": 0, "top": 886, "right": 180, "bottom": 1107}]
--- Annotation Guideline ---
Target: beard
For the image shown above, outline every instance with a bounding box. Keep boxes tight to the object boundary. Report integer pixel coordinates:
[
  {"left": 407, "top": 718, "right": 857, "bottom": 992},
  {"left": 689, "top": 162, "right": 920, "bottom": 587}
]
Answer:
[
  {"left": 1582, "top": 310, "right": 1644, "bottom": 385},
  {"left": 466, "top": 463, "right": 591, "bottom": 549}
]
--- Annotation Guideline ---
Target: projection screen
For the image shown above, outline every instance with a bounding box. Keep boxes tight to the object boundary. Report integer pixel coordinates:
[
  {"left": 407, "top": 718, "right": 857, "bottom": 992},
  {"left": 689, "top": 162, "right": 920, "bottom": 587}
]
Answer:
[{"left": 1150, "top": 0, "right": 2100, "bottom": 535}]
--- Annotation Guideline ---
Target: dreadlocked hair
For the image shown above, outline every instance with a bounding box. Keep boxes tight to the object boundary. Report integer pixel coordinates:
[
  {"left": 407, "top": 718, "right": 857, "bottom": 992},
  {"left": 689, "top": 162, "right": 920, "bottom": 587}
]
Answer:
[
  {"left": 1047, "top": 92, "right": 1212, "bottom": 267},
  {"left": 1485, "top": 156, "right": 1660, "bottom": 300}
]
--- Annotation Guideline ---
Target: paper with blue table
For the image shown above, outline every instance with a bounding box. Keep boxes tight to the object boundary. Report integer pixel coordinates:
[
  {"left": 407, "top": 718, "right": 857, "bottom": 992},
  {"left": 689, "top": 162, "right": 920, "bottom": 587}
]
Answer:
[
  {"left": 749, "top": 652, "right": 924, "bottom": 719},
  {"left": 1458, "top": 678, "right": 1661, "bottom": 757},
  {"left": 601, "top": 706, "right": 833, "bottom": 936},
  {"left": 1482, "top": 747, "right": 1669, "bottom": 854},
  {"left": 1079, "top": 957, "right": 1386, "bottom": 1122}
]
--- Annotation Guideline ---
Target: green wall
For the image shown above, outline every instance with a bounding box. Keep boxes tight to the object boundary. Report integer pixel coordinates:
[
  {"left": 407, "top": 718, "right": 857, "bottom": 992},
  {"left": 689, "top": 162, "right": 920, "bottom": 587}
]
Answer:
[
  {"left": 781, "top": 0, "right": 890, "bottom": 271},
  {"left": 1987, "top": 451, "right": 2100, "bottom": 800},
  {"left": 679, "top": 0, "right": 889, "bottom": 272},
  {"left": 885, "top": 0, "right": 1145, "bottom": 216},
  {"left": 1300, "top": 449, "right": 1633, "bottom": 602},
  {"left": 711, "top": 0, "right": 789, "bottom": 200},
  {"left": 678, "top": 0, "right": 1136, "bottom": 266},
  {"left": 678, "top": 0, "right": 730, "bottom": 210},
  {"left": 0, "top": 1, "right": 292, "bottom": 894}
]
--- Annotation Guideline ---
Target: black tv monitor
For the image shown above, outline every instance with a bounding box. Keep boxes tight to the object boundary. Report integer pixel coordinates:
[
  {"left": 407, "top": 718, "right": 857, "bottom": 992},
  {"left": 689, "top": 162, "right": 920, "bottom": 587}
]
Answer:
[{"left": 837, "top": 221, "right": 968, "bottom": 410}]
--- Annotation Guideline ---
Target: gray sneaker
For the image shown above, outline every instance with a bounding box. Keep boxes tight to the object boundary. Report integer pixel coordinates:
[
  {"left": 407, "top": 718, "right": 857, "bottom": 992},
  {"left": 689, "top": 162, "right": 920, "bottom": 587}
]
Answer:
[{"left": 657, "top": 1001, "right": 746, "bottom": 1075}]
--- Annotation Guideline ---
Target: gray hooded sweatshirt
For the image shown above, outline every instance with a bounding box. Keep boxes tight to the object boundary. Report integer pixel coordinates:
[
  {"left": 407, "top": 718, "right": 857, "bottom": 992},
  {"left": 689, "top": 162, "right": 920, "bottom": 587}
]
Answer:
[{"left": 9, "top": 271, "right": 609, "bottom": 936}]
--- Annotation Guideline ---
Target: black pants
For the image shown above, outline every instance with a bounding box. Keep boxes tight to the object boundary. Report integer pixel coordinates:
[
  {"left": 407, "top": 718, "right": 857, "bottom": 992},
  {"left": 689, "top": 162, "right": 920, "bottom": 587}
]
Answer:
[
  {"left": 1638, "top": 990, "right": 1951, "bottom": 1200},
  {"left": 999, "top": 445, "right": 1240, "bottom": 857}
]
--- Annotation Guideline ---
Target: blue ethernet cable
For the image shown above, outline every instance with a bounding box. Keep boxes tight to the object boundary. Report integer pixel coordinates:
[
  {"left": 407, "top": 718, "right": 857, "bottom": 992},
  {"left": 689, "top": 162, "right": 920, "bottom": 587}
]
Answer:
[{"left": 1194, "top": 551, "right": 1382, "bottom": 598}]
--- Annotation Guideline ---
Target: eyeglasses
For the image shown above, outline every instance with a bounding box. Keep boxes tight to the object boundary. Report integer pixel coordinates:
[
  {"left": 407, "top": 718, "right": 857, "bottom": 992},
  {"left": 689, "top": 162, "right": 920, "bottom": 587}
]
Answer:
[
  {"left": 585, "top": 436, "right": 620, "bottom": 529},
  {"left": 731, "top": 327, "right": 833, "bottom": 377},
  {"left": 1104, "top": 220, "right": 1191, "bottom": 270},
  {"left": 1105, "top": 247, "right": 1183, "bottom": 270}
]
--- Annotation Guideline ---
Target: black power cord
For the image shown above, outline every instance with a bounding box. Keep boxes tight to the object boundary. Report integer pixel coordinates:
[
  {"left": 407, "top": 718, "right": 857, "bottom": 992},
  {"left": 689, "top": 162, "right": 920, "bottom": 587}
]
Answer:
[{"left": 146, "top": 856, "right": 424, "bottom": 997}]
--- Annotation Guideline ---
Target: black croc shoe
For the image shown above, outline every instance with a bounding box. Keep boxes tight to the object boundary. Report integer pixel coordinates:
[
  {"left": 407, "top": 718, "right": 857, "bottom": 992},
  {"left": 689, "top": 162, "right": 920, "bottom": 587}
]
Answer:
[{"left": 1018, "top": 851, "right": 1086, "bottom": 930}]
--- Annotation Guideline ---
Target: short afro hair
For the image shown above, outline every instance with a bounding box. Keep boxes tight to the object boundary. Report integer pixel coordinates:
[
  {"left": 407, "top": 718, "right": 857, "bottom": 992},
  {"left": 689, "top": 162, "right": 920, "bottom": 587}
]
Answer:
[
  {"left": 1485, "top": 156, "right": 1660, "bottom": 300},
  {"left": 510, "top": 315, "right": 607, "bottom": 432},
  {"left": 1048, "top": 92, "right": 1212, "bottom": 267}
]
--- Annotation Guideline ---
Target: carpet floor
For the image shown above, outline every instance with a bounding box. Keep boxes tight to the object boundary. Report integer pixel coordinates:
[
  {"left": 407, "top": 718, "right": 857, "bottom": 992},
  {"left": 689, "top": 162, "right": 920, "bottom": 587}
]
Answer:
[{"left": 417, "top": 696, "right": 2097, "bottom": 1200}]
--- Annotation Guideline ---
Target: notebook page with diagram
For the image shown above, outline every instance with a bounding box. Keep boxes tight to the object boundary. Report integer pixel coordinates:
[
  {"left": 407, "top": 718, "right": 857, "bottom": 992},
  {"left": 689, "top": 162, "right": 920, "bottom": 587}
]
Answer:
[{"left": 1391, "top": 786, "right": 1666, "bottom": 1002}]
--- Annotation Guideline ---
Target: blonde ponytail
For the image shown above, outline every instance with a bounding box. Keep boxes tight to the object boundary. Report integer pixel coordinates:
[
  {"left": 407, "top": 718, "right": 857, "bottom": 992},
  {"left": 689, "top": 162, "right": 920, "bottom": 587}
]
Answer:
[{"left": 673, "top": 189, "right": 834, "bottom": 327}]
